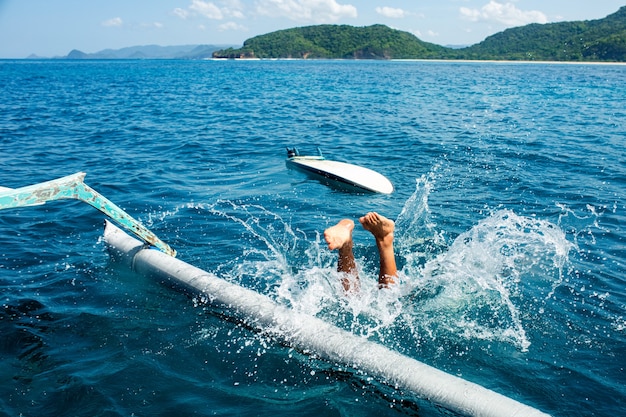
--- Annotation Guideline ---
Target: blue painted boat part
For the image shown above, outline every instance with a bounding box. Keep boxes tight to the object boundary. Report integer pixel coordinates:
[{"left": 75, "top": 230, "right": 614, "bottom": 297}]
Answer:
[{"left": 0, "top": 172, "right": 176, "bottom": 257}]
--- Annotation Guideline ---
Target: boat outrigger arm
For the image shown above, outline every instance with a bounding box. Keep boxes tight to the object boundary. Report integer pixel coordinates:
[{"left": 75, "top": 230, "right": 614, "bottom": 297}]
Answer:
[{"left": 0, "top": 172, "right": 176, "bottom": 257}]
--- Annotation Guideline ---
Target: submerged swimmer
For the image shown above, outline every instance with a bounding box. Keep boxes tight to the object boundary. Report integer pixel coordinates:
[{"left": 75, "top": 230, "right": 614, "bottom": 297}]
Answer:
[{"left": 324, "top": 212, "right": 397, "bottom": 292}]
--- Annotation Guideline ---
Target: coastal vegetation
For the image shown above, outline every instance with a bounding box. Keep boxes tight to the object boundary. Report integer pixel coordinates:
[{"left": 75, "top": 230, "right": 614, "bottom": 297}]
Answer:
[
  {"left": 213, "top": 6, "right": 626, "bottom": 62},
  {"left": 460, "top": 6, "right": 626, "bottom": 61},
  {"left": 213, "top": 24, "right": 447, "bottom": 59}
]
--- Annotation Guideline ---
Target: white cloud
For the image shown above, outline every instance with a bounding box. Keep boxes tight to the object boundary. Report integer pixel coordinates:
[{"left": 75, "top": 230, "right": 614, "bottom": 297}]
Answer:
[
  {"left": 256, "top": 0, "right": 357, "bottom": 23},
  {"left": 460, "top": 1, "right": 547, "bottom": 26},
  {"left": 173, "top": 8, "right": 190, "bottom": 19},
  {"left": 218, "top": 21, "right": 247, "bottom": 31},
  {"left": 375, "top": 6, "right": 406, "bottom": 19},
  {"left": 190, "top": 0, "right": 224, "bottom": 19},
  {"left": 102, "top": 17, "right": 123, "bottom": 27},
  {"left": 175, "top": 0, "right": 245, "bottom": 21},
  {"left": 222, "top": 0, "right": 245, "bottom": 19}
]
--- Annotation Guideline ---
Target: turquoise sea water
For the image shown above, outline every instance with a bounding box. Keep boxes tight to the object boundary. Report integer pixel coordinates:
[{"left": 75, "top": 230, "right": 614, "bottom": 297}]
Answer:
[{"left": 0, "top": 59, "right": 624, "bottom": 417}]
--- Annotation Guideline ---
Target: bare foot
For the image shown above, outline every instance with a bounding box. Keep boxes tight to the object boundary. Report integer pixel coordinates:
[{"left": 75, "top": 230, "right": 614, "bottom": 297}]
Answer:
[
  {"left": 360, "top": 212, "right": 397, "bottom": 287},
  {"left": 324, "top": 219, "right": 354, "bottom": 250},
  {"left": 325, "top": 219, "right": 358, "bottom": 291},
  {"left": 359, "top": 212, "right": 394, "bottom": 244}
]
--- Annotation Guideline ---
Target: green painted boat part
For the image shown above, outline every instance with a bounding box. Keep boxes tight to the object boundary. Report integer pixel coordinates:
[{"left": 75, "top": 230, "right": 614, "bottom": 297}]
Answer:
[{"left": 0, "top": 172, "right": 176, "bottom": 257}]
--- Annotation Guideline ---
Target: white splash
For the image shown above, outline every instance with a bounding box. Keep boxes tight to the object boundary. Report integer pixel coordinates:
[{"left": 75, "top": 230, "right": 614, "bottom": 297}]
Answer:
[
  {"left": 418, "top": 209, "right": 573, "bottom": 351},
  {"left": 198, "top": 180, "right": 573, "bottom": 353}
]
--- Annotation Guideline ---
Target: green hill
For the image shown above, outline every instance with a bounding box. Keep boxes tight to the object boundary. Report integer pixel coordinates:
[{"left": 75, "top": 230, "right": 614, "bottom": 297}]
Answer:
[
  {"left": 459, "top": 6, "right": 626, "bottom": 61},
  {"left": 212, "top": 24, "right": 447, "bottom": 59},
  {"left": 213, "top": 6, "right": 626, "bottom": 62}
]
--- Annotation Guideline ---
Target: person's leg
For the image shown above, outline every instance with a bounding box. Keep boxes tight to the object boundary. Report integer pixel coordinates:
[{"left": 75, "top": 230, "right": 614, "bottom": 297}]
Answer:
[
  {"left": 359, "top": 212, "right": 397, "bottom": 288},
  {"left": 324, "top": 219, "right": 359, "bottom": 292}
]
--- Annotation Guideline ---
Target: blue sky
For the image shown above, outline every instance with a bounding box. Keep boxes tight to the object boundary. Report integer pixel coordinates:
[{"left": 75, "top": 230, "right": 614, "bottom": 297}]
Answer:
[{"left": 0, "top": 0, "right": 624, "bottom": 58}]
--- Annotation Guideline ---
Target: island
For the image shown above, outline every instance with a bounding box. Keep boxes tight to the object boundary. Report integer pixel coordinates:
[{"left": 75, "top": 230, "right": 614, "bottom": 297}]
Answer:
[{"left": 213, "top": 6, "right": 626, "bottom": 62}]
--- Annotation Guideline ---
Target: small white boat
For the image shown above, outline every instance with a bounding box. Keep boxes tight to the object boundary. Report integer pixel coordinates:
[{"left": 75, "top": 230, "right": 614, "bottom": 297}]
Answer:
[{"left": 286, "top": 148, "right": 394, "bottom": 194}]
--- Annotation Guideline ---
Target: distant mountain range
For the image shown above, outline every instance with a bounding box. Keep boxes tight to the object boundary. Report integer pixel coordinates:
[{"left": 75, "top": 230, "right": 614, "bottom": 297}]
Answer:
[
  {"left": 28, "top": 44, "right": 236, "bottom": 60},
  {"left": 213, "top": 6, "right": 626, "bottom": 62}
]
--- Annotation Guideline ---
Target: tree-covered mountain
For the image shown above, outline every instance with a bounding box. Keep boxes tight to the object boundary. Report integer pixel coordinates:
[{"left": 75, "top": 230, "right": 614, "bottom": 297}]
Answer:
[
  {"left": 212, "top": 24, "right": 447, "bottom": 59},
  {"left": 213, "top": 6, "right": 626, "bottom": 62},
  {"left": 459, "top": 6, "right": 626, "bottom": 61}
]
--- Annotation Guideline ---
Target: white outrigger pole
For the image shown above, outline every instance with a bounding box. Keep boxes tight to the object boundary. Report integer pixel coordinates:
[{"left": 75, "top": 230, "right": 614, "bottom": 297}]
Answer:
[
  {"left": 1, "top": 173, "right": 550, "bottom": 417},
  {"left": 0, "top": 172, "right": 175, "bottom": 257}
]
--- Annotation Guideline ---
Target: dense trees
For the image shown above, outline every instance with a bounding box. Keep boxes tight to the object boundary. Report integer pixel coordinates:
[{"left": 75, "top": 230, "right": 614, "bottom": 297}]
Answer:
[
  {"left": 463, "top": 6, "right": 626, "bottom": 61},
  {"left": 213, "top": 7, "right": 626, "bottom": 62},
  {"left": 212, "top": 24, "right": 447, "bottom": 59}
]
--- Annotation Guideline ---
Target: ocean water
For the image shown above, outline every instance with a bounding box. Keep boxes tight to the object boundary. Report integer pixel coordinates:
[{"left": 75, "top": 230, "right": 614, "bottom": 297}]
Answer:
[{"left": 0, "top": 59, "right": 624, "bottom": 417}]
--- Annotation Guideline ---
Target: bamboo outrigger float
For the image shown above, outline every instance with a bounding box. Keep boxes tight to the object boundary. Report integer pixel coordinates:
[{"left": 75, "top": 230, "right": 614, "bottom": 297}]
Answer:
[{"left": 0, "top": 173, "right": 550, "bottom": 417}]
